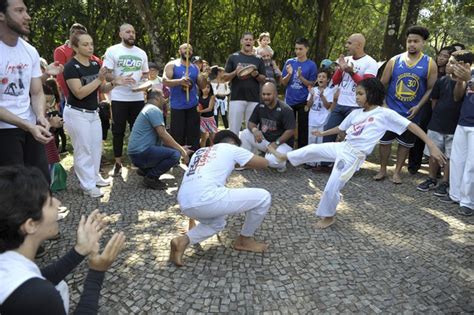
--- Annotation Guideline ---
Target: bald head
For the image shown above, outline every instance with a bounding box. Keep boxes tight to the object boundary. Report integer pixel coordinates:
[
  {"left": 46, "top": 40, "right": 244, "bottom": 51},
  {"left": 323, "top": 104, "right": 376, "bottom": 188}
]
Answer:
[
  {"left": 119, "top": 24, "right": 136, "bottom": 47},
  {"left": 261, "top": 82, "right": 278, "bottom": 107},
  {"left": 346, "top": 33, "right": 366, "bottom": 56},
  {"left": 120, "top": 23, "right": 134, "bottom": 32}
]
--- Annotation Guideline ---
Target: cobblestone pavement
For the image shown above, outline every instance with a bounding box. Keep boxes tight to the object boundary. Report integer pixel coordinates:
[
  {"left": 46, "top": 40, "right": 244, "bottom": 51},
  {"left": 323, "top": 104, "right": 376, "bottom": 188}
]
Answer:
[{"left": 40, "top": 159, "right": 473, "bottom": 314}]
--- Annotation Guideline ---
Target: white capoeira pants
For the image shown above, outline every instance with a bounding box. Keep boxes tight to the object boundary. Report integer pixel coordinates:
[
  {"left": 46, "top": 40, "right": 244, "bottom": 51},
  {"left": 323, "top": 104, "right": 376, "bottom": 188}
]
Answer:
[
  {"left": 449, "top": 125, "right": 474, "bottom": 210},
  {"left": 240, "top": 129, "right": 293, "bottom": 169},
  {"left": 63, "top": 106, "right": 103, "bottom": 191},
  {"left": 287, "top": 142, "right": 366, "bottom": 217},
  {"left": 229, "top": 100, "right": 258, "bottom": 135},
  {"left": 183, "top": 188, "right": 271, "bottom": 244}
]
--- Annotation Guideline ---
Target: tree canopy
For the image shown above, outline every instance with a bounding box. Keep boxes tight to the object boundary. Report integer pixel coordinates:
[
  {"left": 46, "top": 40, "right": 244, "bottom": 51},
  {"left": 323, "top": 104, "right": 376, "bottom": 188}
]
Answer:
[{"left": 27, "top": 0, "right": 472, "bottom": 68}]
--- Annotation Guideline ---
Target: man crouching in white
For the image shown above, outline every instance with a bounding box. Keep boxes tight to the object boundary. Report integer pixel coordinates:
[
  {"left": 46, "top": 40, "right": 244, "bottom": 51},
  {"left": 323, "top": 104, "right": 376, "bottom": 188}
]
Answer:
[{"left": 170, "top": 130, "right": 271, "bottom": 267}]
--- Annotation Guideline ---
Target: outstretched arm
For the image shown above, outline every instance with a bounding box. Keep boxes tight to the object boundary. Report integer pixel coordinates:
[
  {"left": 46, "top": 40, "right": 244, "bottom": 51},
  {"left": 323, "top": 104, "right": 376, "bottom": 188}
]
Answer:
[
  {"left": 312, "top": 126, "right": 342, "bottom": 138},
  {"left": 407, "top": 123, "right": 446, "bottom": 166}
]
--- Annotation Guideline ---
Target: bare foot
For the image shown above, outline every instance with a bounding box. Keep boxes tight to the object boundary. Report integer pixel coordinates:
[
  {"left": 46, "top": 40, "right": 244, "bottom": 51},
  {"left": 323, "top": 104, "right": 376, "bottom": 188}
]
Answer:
[
  {"left": 391, "top": 173, "right": 402, "bottom": 184},
  {"left": 234, "top": 236, "right": 268, "bottom": 253},
  {"left": 315, "top": 217, "right": 336, "bottom": 229},
  {"left": 373, "top": 171, "right": 386, "bottom": 181},
  {"left": 266, "top": 146, "right": 286, "bottom": 162},
  {"left": 170, "top": 235, "right": 189, "bottom": 267}
]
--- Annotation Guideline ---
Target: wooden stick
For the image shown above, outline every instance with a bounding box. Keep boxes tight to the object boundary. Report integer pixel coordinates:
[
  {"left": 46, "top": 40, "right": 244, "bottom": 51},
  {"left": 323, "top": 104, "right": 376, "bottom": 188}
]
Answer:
[{"left": 185, "top": 0, "right": 193, "bottom": 102}]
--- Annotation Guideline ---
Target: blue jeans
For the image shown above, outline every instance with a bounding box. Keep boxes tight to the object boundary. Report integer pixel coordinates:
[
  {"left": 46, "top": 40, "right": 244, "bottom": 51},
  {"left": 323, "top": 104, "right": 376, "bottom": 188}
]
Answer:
[
  {"left": 129, "top": 145, "right": 180, "bottom": 178},
  {"left": 323, "top": 104, "right": 358, "bottom": 143}
]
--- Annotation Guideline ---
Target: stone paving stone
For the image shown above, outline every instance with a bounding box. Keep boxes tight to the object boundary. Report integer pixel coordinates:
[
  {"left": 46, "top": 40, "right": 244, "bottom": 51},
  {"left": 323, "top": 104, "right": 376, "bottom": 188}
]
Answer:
[{"left": 37, "top": 162, "right": 473, "bottom": 314}]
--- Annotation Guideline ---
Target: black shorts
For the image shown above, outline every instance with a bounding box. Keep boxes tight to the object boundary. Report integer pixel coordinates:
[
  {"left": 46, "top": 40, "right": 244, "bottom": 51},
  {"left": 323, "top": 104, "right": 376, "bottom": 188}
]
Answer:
[{"left": 380, "top": 129, "right": 416, "bottom": 148}]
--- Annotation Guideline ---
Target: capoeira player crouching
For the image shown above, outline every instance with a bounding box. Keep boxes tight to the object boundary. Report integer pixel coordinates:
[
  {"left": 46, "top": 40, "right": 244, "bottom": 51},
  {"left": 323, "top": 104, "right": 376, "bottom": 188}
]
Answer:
[
  {"left": 269, "top": 78, "right": 447, "bottom": 229},
  {"left": 170, "top": 130, "right": 271, "bottom": 266}
]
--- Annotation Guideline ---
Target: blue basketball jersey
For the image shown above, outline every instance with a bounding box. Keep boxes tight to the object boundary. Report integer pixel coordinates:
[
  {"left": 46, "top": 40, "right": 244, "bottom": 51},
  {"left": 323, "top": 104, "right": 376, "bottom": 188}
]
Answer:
[{"left": 386, "top": 52, "right": 432, "bottom": 121}]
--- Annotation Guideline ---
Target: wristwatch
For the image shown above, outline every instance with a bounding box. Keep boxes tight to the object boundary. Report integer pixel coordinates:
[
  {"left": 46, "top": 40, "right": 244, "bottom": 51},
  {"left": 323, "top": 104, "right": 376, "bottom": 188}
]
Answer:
[{"left": 275, "top": 139, "right": 281, "bottom": 146}]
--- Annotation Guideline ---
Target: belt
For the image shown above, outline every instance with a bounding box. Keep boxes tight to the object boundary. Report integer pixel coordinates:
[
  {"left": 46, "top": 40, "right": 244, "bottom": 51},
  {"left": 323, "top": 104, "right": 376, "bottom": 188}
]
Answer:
[{"left": 66, "top": 104, "right": 98, "bottom": 114}]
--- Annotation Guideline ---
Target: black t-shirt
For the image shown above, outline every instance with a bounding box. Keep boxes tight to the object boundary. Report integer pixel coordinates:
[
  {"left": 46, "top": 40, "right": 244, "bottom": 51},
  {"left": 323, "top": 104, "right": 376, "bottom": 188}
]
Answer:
[
  {"left": 225, "top": 52, "right": 265, "bottom": 102},
  {"left": 249, "top": 100, "right": 296, "bottom": 146},
  {"left": 63, "top": 58, "right": 101, "bottom": 110},
  {"left": 427, "top": 76, "right": 463, "bottom": 134},
  {"left": 199, "top": 95, "right": 214, "bottom": 118}
]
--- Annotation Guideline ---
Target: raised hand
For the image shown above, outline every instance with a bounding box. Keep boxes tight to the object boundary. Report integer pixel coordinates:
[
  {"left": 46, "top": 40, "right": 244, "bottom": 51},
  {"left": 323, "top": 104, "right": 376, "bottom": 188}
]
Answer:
[
  {"left": 88, "top": 232, "right": 126, "bottom": 272},
  {"left": 286, "top": 64, "right": 293, "bottom": 75},
  {"left": 74, "top": 209, "right": 108, "bottom": 256},
  {"left": 452, "top": 61, "right": 472, "bottom": 82},
  {"left": 98, "top": 67, "right": 108, "bottom": 82}
]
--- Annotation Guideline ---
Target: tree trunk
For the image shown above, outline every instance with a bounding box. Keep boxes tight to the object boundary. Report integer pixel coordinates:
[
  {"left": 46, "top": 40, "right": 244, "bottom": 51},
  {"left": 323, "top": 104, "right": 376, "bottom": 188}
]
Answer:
[
  {"left": 314, "top": 0, "right": 331, "bottom": 64},
  {"left": 130, "top": 0, "right": 165, "bottom": 67},
  {"left": 381, "top": 0, "right": 404, "bottom": 60},
  {"left": 399, "top": 0, "right": 423, "bottom": 45}
]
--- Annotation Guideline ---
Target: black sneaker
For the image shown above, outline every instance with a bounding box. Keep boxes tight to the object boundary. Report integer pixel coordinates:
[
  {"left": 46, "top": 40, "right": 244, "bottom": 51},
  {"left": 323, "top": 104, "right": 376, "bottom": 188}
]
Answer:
[
  {"left": 35, "top": 245, "right": 47, "bottom": 258},
  {"left": 458, "top": 206, "right": 473, "bottom": 216},
  {"left": 417, "top": 178, "right": 437, "bottom": 192},
  {"left": 111, "top": 163, "right": 122, "bottom": 177},
  {"left": 143, "top": 176, "right": 167, "bottom": 190},
  {"left": 433, "top": 182, "right": 449, "bottom": 197},
  {"left": 439, "top": 195, "right": 457, "bottom": 204}
]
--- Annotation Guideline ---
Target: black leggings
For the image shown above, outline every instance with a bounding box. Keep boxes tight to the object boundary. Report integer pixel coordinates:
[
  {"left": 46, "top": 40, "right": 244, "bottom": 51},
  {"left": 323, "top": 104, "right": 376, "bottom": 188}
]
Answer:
[
  {"left": 170, "top": 107, "right": 201, "bottom": 151},
  {"left": 111, "top": 100, "right": 145, "bottom": 158},
  {"left": 292, "top": 102, "right": 308, "bottom": 148},
  {"left": 0, "top": 128, "right": 50, "bottom": 183}
]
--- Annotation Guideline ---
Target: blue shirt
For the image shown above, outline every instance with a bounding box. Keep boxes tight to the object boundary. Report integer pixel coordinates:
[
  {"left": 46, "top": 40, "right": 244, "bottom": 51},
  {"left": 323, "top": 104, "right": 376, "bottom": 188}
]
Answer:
[
  {"left": 282, "top": 58, "right": 317, "bottom": 106},
  {"left": 386, "top": 52, "right": 432, "bottom": 122},
  {"left": 128, "top": 104, "right": 164, "bottom": 154},
  {"left": 169, "top": 61, "right": 199, "bottom": 109},
  {"left": 458, "top": 70, "right": 474, "bottom": 127}
]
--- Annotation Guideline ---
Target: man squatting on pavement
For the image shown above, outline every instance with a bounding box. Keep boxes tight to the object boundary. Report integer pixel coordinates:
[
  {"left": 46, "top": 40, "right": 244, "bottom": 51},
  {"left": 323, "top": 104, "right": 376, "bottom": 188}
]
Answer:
[
  {"left": 170, "top": 130, "right": 272, "bottom": 267},
  {"left": 269, "top": 78, "right": 446, "bottom": 229}
]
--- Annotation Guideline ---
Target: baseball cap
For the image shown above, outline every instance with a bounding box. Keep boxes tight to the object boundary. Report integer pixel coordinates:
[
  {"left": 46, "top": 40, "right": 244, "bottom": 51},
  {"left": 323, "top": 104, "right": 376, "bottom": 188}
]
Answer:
[{"left": 320, "top": 59, "right": 333, "bottom": 70}]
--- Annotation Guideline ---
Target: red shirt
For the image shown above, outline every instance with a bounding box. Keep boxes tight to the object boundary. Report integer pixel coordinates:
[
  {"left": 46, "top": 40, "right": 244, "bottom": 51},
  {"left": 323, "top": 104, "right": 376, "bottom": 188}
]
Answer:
[{"left": 53, "top": 43, "right": 102, "bottom": 98}]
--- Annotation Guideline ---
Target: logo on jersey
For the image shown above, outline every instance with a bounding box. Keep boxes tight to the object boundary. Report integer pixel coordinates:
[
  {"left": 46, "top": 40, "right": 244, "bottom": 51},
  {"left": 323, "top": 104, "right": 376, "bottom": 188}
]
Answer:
[
  {"left": 395, "top": 72, "right": 420, "bottom": 102},
  {"left": 117, "top": 55, "right": 143, "bottom": 72}
]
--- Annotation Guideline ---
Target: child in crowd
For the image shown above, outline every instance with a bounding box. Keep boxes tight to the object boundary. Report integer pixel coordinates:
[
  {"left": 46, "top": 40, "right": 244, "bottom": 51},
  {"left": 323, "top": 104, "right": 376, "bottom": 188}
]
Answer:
[
  {"left": 304, "top": 71, "right": 335, "bottom": 168},
  {"left": 197, "top": 82, "right": 218, "bottom": 147},
  {"left": 268, "top": 78, "right": 446, "bottom": 229},
  {"left": 255, "top": 32, "right": 274, "bottom": 56},
  {"left": 148, "top": 62, "right": 169, "bottom": 127},
  {"left": 416, "top": 50, "right": 465, "bottom": 197},
  {"left": 211, "top": 67, "right": 230, "bottom": 129}
]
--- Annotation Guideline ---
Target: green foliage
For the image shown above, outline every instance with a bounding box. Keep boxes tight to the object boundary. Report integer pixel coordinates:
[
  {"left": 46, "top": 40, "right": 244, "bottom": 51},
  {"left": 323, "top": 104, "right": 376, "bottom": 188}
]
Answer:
[{"left": 26, "top": 0, "right": 471, "bottom": 68}]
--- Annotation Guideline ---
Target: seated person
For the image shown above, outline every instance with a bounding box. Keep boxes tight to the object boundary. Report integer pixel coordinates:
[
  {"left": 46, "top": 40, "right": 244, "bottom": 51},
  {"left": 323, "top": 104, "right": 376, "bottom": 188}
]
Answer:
[
  {"left": 0, "top": 165, "right": 125, "bottom": 314},
  {"left": 239, "top": 82, "right": 295, "bottom": 172},
  {"left": 128, "top": 89, "right": 193, "bottom": 190}
]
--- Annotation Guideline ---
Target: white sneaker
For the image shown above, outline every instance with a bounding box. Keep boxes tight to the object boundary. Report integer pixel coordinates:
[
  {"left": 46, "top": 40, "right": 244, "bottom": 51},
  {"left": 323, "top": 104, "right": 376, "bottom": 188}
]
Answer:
[
  {"left": 96, "top": 175, "right": 111, "bottom": 187},
  {"left": 57, "top": 206, "right": 70, "bottom": 221},
  {"left": 83, "top": 187, "right": 104, "bottom": 198}
]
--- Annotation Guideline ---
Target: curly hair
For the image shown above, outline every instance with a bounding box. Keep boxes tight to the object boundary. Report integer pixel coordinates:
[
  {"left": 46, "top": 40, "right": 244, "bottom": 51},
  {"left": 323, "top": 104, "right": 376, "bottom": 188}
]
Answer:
[
  {"left": 0, "top": 166, "right": 49, "bottom": 253},
  {"left": 358, "top": 78, "right": 386, "bottom": 106}
]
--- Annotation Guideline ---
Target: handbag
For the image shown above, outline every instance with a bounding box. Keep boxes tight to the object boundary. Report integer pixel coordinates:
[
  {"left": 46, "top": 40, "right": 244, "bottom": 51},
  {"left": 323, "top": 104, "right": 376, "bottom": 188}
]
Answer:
[{"left": 50, "top": 162, "right": 67, "bottom": 192}]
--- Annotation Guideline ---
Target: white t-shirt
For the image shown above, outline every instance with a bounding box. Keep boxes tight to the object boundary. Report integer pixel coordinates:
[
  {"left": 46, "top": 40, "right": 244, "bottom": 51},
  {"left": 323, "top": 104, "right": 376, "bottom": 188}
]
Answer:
[
  {"left": 211, "top": 81, "right": 230, "bottom": 96},
  {"left": 178, "top": 143, "right": 253, "bottom": 209},
  {"left": 337, "top": 55, "right": 378, "bottom": 107},
  {"left": 339, "top": 107, "right": 410, "bottom": 155},
  {"left": 103, "top": 44, "right": 149, "bottom": 102},
  {"left": 307, "top": 86, "right": 335, "bottom": 126},
  {"left": 0, "top": 38, "right": 41, "bottom": 129}
]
